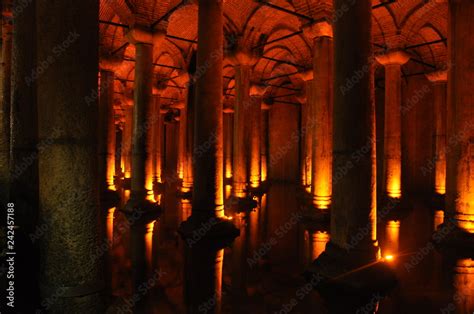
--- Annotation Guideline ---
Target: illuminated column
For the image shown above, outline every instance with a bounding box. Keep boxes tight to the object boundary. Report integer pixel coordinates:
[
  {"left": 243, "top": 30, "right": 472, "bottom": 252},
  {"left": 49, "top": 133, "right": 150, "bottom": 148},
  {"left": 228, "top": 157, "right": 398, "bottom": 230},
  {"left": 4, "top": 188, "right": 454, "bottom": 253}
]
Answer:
[
  {"left": 223, "top": 104, "right": 234, "bottom": 181},
  {"left": 300, "top": 74, "right": 313, "bottom": 190},
  {"left": 445, "top": 0, "right": 474, "bottom": 234},
  {"left": 261, "top": 102, "right": 270, "bottom": 182},
  {"left": 37, "top": 0, "right": 103, "bottom": 311},
  {"left": 98, "top": 64, "right": 118, "bottom": 191},
  {"left": 426, "top": 71, "right": 448, "bottom": 197},
  {"left": 124, "top": 27, "right": 162, "bottom": 299},
  {"left": 122, "top": 98, "right": 133, "bottom": 179},
  {"left": 249, "top": 84, "right": 265, "bottom": 189},
  {"left": 375, "top": 50, "right": 410, "bottom": 200},
  {"left": 309, "top": 0, "right": 382, "bottom": 271},
  {"left": 0, "top": 9, "right": 12, "bottom": 205},
  {"left": 147, "top": 93, "right": 163, "bottom": 198},
  {"left": 154, "top": 97, "right": 163, "bottom": 184},
  {"left": 307, "top": 23, "right": 334, "bottom": 209},
  {"left": 233, "top": 63, "right": 252, "bottom": 197},
  {"left": 179, "top": 1, "right": 238, "bottom": 313},
  {"left": 176, "top": 72, "right": 190, "bottom": 182}
]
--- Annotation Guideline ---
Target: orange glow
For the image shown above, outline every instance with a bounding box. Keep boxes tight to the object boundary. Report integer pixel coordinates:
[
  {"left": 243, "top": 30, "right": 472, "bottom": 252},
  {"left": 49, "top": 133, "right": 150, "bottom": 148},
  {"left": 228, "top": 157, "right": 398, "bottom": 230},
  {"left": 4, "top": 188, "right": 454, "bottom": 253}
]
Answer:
[
  {"left": 310, "top": 230, "right": 330, "bottom": 260},
  {"left": 106, "top": 207, "right": 115, "bottom": 245},
  {"left": 261, "top": 155, "right": 267, "bottom": 182},
  {"left": 225, "top": 185, "right": 232, "bottom": 200},
  {"left": 384, "top": 220, "right": 400, "bottom": 257},
  {"left": 145, "top": 220, "right": 156, "bottom": 272},
  {"left": 453, "top": 258, "right": 474, "bottom": 312},
  {"left": 181, "top": 199, "right": 192, "bottom": 221},
  {"left": 434, "top": 210, "right": 445, "bottom": 230},
  {"left": 387, "top": 175, "right": 402, "bottom": 199},
  {"left": 312, "top": 162, "right": 332, "bottom": 209},
  {"left": 384, "top": 255, "right": 395, "bottom": 262}
]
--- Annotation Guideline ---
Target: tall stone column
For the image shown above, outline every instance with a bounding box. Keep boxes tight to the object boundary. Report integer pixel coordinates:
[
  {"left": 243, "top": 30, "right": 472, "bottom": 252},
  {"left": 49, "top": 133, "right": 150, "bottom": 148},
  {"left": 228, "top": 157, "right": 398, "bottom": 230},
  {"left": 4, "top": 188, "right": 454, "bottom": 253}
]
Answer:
[
  {"left": 249, "top": 84, "right": 265, "bottom": 189},
  {"left": 376, "top": 50, "right": 410, "bottom": 200},
  {"left": 300, "top": 75, "right": 313, "bottom": 190},
  {"left": 307, "top": 0, "right": 395, "bottom": 296},
  {"left": 426, "top": 71, "right": 448, "bottom": 198},
  {"left": 0, "top": 8, "right": 12, "bottom": 205},
  {"left": 122, "top": 98, "right": 133, "bottom": 180},
  {"left": 223, "top": 104, "right": 234, "bottom": 181},
  {"left": 179, "top": 1, "right": 238, "bottom": 313},
  {"left": 37, "top": 0, "right": 103, "bottom": 312},
  {"left": 124, "top": 27, "right": 162, "bottom": 301},
  {"left": 10, "top": 1, "right": 38, "bottom": 310},
  {"left": 233, "top": 63, "right": 251, "bottom": 198},
  {"left": 261, "top": 102, "right": 270, "bottom": 182},
  {"left": 152, "top": 95, "right": 163, "bottom": 184},
  {"left": 305, "top": 22, "right": 334, "bottom": 210},
  {"left": 444, "top": 0, "right": 474, "bottom": 237}
]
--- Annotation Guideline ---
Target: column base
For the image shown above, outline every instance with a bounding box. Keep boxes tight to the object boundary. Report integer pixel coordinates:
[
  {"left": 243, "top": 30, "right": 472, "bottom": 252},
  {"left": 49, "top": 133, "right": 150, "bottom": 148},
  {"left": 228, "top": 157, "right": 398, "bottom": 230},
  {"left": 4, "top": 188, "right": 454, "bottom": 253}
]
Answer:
[
  {"left": 153, "top": 181, "right": 166, "bottom": 195},
  {"left": 248, "top": 180, "right": 269, "bottom": 198},
  {"left": 178, "top": 215, "right": 240, "bottom": 249},
  {"left": 378, "top": 195, "right": 412, "bottom": 222},
  {"left": 304, "top": 242, "right": 397, "bottom": 297},
  {"left": 122, "top": 177, "right": 132, "bottom": 191},
  {"left": 225, "top": 195, "right": 258, "bottom": 214},
  {"left": 434, "top": 221, "right": 474, "bottom": 255},
  {"left": 122, "top": 198, "right": 162, "bottom": 225},
  {"left": 100, "top": 188, "right": 120, "bottom": 210},
  {"left": 429, "top": 192, "right": 446, "bottom": 211},
  {"left": 177, "top": 187, "right": 193, "bottom": 200}
]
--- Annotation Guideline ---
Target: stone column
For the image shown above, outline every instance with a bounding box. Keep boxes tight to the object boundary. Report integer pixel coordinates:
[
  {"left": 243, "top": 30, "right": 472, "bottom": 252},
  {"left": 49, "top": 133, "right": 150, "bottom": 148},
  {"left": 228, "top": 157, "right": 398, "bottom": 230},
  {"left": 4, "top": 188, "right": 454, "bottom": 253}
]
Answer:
[
  {"left": 375, "top": 50, "right": 410, "bottom": 200},
  {"left": 426, "top": 71, "right": 448, "bottom": 197},
  {"left": 300, "top": 75, "right": 313, "bottom": 190},
  {"left": 307, "top": 1, "right": 395, "bottom": 294},
  {"left": 308, "top": 23, "right": 334, "bottom": 210},
  {"left": 261, "top": 102, "right": 270, "bottom": 182},
  {"left": 223, "top": 104, "right": 234, "bottom": 181},
  {"left": 249, "top": 84, "right": 265, "bottom": 189},
  {"left": 179, "top": 1, "right": 238, "bottom": 313},
  {"left": 124, "top": 27, "right": 162, "bottom": 301},
  {"left": 444, "top": 0, "right": 474, "bottom": 236},
  {"left": 233, "top": 63, "right": 251, "bottom": 198},
  {"left": 122, "top": 98, "right": 133, "bottom": 180},
  {"left": 9, "top": 1, "right": 37, "bottom": 310},
  {"left": 0, "top": 8, "right": 12, "bottom": 205},
  {"left": 153, "top": 95, "right": 163, "bottom": 184},
  {"left": 37, "top": 0, "right": 103, "bottom": 312}
]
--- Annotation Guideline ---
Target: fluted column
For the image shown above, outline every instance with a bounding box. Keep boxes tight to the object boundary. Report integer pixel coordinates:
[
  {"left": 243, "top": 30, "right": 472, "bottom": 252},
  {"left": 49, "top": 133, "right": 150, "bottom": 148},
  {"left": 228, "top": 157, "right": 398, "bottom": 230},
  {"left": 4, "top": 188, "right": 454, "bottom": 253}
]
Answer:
[
  {"left": 37, "top": 0, "right": 102, "bottom": 311},
  {"left": 426, "top": 71, "right": 448, "bottom": 197},
  {"left": 445, "top": 0, "right": 474, "bottom": 234},
  {"left": 0, "top": 9, "right": 12, "bottom": 205},
  {"left": 179, "top": 1, "right": 238, "bottom": 313},
  {"left": 376, "top": 50, "right": 410, "bottom": 200}
]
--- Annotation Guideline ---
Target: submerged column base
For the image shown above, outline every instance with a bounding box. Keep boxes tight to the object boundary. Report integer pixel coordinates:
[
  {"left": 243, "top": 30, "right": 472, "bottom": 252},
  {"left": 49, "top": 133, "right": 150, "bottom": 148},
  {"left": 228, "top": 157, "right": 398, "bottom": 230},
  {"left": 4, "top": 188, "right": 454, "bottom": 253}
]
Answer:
[{"left": 304, "top": 242, "right": 397, "bottom": 299}]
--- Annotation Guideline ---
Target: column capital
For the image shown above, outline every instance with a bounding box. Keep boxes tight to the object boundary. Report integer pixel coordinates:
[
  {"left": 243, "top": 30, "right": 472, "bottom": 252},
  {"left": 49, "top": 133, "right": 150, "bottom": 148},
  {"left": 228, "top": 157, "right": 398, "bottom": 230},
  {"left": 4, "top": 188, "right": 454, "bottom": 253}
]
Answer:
[
  {"left": 249, "top": 84, "right": 268, "bottom": 97},
  {"left": 375, "top": 50, "right": 411, "bottom": 66},
  {"left": 298, "top": 70, "right": 314, "bottom": 82},
  {"left": 122, "top": 96, "right": 134, "bottom": 108},
  {"left": 100, "top": 56, "right": 123, "bottom": 72},
  {"left": 302, "top": 20, "right": 333, "bottom": 40},
  {"left": 126, "top": 26, "right": 165, "bottom": 45},
  {"left": 426, "top": 70, "right": 448, "bottom": 84},
  {"left": 227, "top": 48, "right": 259, "bottom": 67},
  {"left": 261, "top": 99, "right": 272, "bottom": 110}
]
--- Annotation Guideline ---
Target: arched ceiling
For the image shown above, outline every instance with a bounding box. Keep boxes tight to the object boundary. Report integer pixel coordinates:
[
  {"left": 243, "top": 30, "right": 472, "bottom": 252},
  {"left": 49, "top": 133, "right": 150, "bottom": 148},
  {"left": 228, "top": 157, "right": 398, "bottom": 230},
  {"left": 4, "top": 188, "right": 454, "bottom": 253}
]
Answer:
[{"left": 100, "top": 0, "right": 448, "bottom": 109}]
